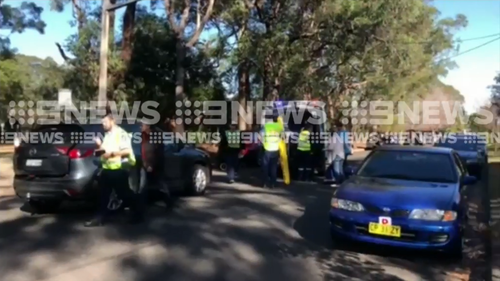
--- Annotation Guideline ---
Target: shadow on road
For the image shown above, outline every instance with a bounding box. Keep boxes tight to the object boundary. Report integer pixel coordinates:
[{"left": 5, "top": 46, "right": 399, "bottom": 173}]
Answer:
[{"left": 0, "top": 162, "right": 480, "bottom": 281}]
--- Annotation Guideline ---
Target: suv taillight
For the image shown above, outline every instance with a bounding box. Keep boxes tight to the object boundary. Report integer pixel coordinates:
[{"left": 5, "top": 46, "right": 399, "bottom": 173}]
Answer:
[{"left": 57, "top": 147, "right": 94, "bottom": 159}]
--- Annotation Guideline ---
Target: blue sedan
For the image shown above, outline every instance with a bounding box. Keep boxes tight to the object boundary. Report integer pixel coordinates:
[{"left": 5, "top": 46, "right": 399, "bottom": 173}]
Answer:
[{"left": 329, "top": 146, "right": 476, "bottom": 254}]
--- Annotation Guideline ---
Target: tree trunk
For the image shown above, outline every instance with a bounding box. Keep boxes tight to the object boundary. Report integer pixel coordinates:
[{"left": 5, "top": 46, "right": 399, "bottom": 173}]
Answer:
[
  {"left": 237, "top": 61, "right": 250, "bottom": 131},
  {"left": 175, "top": 37, "right": 186, "bottom": 132},
  {"left": 109, "top": 0, "right": 117, "bottom": 46},
  {"left": 327, "top": 95, "right": 335, "bottom": 124},
  {"left": 271, "top": 78, "right": 280, "bottom": 101},
  {"left": 262, "top": 67, "right": 270, "bottom": 100},
  {"left": 121, "top": 2, "right": 136, "bottom": 65}
]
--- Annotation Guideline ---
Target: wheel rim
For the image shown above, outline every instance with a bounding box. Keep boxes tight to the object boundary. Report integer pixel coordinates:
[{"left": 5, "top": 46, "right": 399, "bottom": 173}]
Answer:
[
  {"left": 107, "top": 191, "right": 123, "bottom": 210},
  {"left": 220, "top": 163, "right": 227, "bottom": 171},
  {"left": 194, "top": 168, "right": 207, "bottom": 192}
]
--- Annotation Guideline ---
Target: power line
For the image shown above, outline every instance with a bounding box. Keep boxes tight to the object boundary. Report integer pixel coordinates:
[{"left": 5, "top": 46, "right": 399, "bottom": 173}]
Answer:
[
  {"left": 399, "top": 33, "right": 500, "bottom": 45},
  {"left": 448, "top": 36, "right": 500, "bottom": 59},
  {"left": 457, "top": 33, "right": 500, "bottom": 42}
]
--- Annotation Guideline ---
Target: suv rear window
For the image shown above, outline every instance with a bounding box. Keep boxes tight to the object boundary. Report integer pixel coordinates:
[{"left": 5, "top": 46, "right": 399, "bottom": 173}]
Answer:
[{"left": 34, "top": 124, "right": 84, "bottom": 144}]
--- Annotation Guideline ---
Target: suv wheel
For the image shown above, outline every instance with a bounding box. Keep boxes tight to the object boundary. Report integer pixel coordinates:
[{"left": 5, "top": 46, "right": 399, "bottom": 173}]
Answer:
[{"left": 190, "top": 164, "right": 209, "bottom": 196}]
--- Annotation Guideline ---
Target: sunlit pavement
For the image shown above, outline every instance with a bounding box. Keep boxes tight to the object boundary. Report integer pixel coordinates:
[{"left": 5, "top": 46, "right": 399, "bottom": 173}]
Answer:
[{"left": 0, "top": 151, "right": 481, "bottom": 281}]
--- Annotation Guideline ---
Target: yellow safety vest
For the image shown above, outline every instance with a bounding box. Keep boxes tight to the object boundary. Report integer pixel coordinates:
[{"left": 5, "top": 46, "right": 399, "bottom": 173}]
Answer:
[
  {"left": 101, "top": 126, "right": 136, "bottom": 170},
  {"left": 297, "top": 130, "right": 311, "bottom": 151},
  {"left": 226, "top": 130, "right": 240, "bottom": 149},
  {"left": 263, "top": 122, "right": 282, "bottom": 152}
]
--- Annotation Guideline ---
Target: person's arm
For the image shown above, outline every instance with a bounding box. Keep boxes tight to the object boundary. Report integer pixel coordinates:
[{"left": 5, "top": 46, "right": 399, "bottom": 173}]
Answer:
[
  {"left": 115, "top": 131, "right": 133, "bottom": 157},
  {"left": 257, "top": 128, "right": 264, "bottom": 143}
]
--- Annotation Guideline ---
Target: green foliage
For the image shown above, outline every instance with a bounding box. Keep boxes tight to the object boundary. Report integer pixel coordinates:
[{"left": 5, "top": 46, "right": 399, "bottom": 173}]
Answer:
[
  {"left": 0, "top": 0, "right": 469, "bottom": 131},
  {"left": 0, "top": 1, "right": 45, "bottom": 58},
  {"left": 0, "top": 55, "right": 65, "bottom": 121}
]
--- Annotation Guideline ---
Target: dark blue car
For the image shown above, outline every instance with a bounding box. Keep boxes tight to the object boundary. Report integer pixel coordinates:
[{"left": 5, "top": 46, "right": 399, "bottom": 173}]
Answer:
[
  {"left": 329, "top": 146, "right": 476, "bottom": 255},
  {"left": 434, "top": 134, "right": 487, "bottom": 179}
]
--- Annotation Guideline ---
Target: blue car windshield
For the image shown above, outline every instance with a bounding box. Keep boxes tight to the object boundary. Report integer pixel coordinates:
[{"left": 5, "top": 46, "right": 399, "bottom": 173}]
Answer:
[
  {"left": 357, "top": 150, "right": 457, "bottom": 183},
  {"left": 435, "top": 138, "right": 479, "bottom": 151}
]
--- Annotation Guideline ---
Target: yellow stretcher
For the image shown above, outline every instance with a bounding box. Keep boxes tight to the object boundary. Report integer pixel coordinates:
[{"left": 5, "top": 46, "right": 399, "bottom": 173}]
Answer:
[{"left": 277, "top": 117, "right": 290, "bottom": 185}]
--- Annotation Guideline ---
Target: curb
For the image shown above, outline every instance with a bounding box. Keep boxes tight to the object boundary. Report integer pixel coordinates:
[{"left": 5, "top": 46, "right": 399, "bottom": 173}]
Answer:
[{"left": 488, "top": 161, "right": 499, "bottom": 281}]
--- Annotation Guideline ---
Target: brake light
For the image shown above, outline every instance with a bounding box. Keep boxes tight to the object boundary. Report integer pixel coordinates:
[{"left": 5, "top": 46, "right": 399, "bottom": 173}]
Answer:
[
  {"left": 56, "top": 147, "right": 94, "bottom": 159},
  {"left": 13, "top": 136, "right": 20, "bottom": 148}
]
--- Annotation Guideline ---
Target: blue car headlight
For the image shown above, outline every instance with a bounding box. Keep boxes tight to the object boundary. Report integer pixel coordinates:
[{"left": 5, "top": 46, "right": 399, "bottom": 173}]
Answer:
[
  {"left": 331, "top": 198, "right": 364, "bottom": 212},
  {"left": 409, "top": 209, "right": 457, "bottom": 221}
]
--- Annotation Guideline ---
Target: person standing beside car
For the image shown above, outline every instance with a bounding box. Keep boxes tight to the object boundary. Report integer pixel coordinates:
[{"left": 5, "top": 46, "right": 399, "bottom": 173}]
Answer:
[
  {"left": 297, "top": 124, "right": 313, "bottom": 181},
  {"left": 140, "top": 122, "right": 171, "bottom": 210},
  {"left": 224, "top": 123, "right": 242, "bottom": 183},
  {"left": 336, "top": 122, "right": 351, "bottom": 171},
  {"left": 327, "top": 125, "right": 345, "bottom": 185},
  {"left": 85, "top": 113, "right": 142, "bottom": 227},
  {"left": 260, "top": 115, "right": 283, "bottom": 188}
]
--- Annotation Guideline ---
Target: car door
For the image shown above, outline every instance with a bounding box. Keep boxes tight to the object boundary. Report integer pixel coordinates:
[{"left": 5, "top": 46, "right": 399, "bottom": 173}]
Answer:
[
  {"left": 452, "top": 152, "right": 468, "bottom": 214},
  {"left": 163, "top": 140, "right": 184, "bottom": 191},
  {"left": 453, "top": 152, "right": 467, "bottom": 177}
]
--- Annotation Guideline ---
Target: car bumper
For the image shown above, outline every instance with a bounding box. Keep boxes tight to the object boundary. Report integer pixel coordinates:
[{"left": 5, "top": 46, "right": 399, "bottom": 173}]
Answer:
[
  {"left": 14, "top": 175, "right": 96, "bottom": 200},
  {"left": 329, "top": 209, "right": 461, "bottom": 251}
]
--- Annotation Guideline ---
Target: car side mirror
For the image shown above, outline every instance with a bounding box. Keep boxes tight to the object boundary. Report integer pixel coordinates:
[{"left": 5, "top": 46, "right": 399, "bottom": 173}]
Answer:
[{"left": 461, "top": 175, "right": 477, "bottom": 185}]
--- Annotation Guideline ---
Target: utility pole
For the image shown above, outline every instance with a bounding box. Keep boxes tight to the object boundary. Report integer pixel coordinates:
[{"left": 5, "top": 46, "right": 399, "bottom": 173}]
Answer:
[
  {"left": 97, "top": 0, "right": 144, "bottom": 106},
  {"left": 97, "top": 0, "right": 110, "bottom": 106}
]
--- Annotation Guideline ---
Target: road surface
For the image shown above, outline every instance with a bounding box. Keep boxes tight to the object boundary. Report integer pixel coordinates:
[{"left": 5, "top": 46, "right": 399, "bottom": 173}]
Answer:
[{"left": 0, "top": 151, "right": 472, "bottom": 281}]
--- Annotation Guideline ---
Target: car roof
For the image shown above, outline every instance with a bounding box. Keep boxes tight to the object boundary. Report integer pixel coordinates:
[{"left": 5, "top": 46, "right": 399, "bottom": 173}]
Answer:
[
  {"left": 376, "top": 145, "right": 453, "bottom": 154},
  {"left": 444, "top": 133, "right": 484, "bottom": 139}
]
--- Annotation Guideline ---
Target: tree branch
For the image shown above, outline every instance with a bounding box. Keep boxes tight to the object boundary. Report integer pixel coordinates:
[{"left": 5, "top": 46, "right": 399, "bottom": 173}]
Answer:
[
  {"left": 164, "top": 0, "right": 178, "bottom": 33},
  {"left": 178, "top": 0, "right": 191, "bottom": 32},
  {"left": 186, "top": 0, "right": 215, "bottom": 47},
  {"left": 55, "top": 43, "right": 70, "bottom": 62}
]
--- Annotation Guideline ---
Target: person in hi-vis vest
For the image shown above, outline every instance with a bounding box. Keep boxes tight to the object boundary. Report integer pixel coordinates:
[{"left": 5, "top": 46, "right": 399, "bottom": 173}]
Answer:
[
  {"left": 260, "top": 115, "right": 283, "bottom": 188},
  {"left": 297, "top": 124, "right": 313, "bottom": 181},
  {"left": 85, "top": 113, "right": 142, "bottom": 227},
  {"left": 224, "top": 123, "right": 242, "bottom": 183}
]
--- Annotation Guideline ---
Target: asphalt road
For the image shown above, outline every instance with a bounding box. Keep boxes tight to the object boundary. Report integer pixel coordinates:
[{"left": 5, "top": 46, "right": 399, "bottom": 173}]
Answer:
[{"left": 0, "top": 151, "right": 473, "bottom": 281}]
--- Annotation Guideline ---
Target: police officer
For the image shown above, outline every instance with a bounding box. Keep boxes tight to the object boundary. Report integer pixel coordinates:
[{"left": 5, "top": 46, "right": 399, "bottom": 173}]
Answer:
[
  {"left": 85, "top": 113, "right": 142, "bottom": 227},
  {"left": 261, "top": 115, "right": 283, "bottom": 188},
  {"left": 297, "top": 124, "right": 313, "bottom": 181},
  {"left": 225, "top": 123, "right": 242, "bottom": 183}
]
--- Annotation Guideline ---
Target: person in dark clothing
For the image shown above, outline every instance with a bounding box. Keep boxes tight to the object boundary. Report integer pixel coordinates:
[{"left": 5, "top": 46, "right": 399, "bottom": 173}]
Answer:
[
  {"left": 403, "top": 130, "right": 423, "bottom": 145},
  {"left": 223, "top": 123, "right": 242, "bottom": 183},
  {"left": 84, "top": 113, "right": 141, "bottom": 227},
  {"left": 8, "top": 116, "right": 20, "bottom": 132},
  {"left": 141, "top": 122, "right": 171, "bottom": 209}
]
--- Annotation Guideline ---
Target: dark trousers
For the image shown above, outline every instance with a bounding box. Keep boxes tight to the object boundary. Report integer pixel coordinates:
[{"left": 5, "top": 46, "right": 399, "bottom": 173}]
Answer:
[
  {"left": 297, "top": 150, "right": 312, "bottom": 181},
  {"left": 262, "top": 150, "right": 279, "bottom": 187},
  {"left": 140, "top": 168, "right": 171, "bottom": 207},
  {"left": 98, "top": 169, "right": 141, "bottom": 219},
  {"left": 344, "top": 153, "right": 350, "bottom": 171},
  {"left": 226, "top": 150, "right": 239, "bottom": 181}
]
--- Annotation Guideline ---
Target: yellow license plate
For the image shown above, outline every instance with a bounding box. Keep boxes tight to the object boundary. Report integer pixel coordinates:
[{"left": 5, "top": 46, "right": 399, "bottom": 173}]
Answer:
[{"left": 368, "top": 223, "right": 401, "bottom": 237}]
